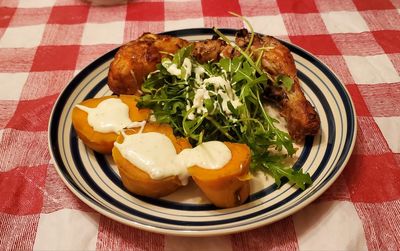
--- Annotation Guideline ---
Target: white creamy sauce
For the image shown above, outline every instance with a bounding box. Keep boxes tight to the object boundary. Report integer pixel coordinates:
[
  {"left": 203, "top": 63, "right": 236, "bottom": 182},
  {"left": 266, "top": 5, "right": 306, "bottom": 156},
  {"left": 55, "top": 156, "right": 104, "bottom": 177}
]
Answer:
[
  {"left": 204, "top": 76, "right": 236, "bottom": 100},
  {"left": 204, "top": 76, "right": 230, "bottom": 90},
  {"left": 149, "top": 114, "right": 157, "bottom": 122},
  {"left": 114, "top": 132, "right": 231, "bottom": 184},
  {"left": 126, "top": 121, "right": 147, "bottom": 133},
  {"left": 161, "top": 57, "right": 242, "bottom": 121},
  {"left": 186, "top": 74, "right": 242, "bottom": 120},
  {"left": 194, "top": 65, "right": 206, "bottom": 83},
  {"left": 182, "top": 58, "right": 192, "bottom": 80},
  {"left": 207, "top": 76, "right": 242, "bottom": 115},
  {"left": 166, "top": 63, "right": 181, "bottom": 77},
  {"left": 115, "top": 132, "right": 188, "bottom": 182},
  {"left": 217, "top": 91, "right": 234, "bottom": 115},
  {"left": 176, "top": 141, "right": 231, "bottom": 170},
  {"left": 162, "top": 58, "right": 192, "bottom": 80},
  {"left": 76, "top": 98, "right": 145, "bottom": 133},
  {"left": 192, "top": 87, "right": 210, "bottom": 114},
  {"left": 187, "top": 112, "right": 195, "bottom": 120},
  {"left": 147, "top": 70, "right": 160, "bottom": 79}
]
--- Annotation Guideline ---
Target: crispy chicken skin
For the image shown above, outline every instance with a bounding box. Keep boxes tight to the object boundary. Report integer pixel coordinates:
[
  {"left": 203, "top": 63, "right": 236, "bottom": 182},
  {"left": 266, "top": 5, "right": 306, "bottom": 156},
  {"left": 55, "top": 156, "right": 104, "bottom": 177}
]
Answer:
[
  {"left": 108, "top": 31, "right": 320, "bottom": 141},
  {"left": 109, "top": 35, "right": 231, "bottom": 94},
  {"left": 108, "top": 33, "right": 189, "bottom": 95},
  {"left": 192, "top": 39, "right": 234, "bottom": 63},
  {"left": 235, "top": 29, "right": 320, "bottom": 141}
]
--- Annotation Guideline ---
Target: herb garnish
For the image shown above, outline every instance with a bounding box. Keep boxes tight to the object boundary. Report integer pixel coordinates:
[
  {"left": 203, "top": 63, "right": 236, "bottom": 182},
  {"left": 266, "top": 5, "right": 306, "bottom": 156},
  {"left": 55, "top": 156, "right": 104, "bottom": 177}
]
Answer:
[{"left": 137, "top": 22, "right": 312, "bottom": 190}]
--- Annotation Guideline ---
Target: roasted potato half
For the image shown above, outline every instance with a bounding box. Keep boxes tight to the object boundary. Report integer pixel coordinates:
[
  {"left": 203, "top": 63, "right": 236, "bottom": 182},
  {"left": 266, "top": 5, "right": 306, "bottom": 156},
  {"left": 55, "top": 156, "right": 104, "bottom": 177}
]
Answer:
[
  {"left": 71, "top": 95, "right": 150, "bottom": 154},
  {"left": 112, "top": 123, "right": 192, "bottom": 198},
  {"left": 188, "top": 142, "right": 251, "bottom": 208}
]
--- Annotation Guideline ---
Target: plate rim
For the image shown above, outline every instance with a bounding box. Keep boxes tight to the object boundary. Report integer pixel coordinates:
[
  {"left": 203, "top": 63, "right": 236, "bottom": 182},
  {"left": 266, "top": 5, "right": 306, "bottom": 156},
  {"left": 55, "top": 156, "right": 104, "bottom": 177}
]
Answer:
[{"left": 48, "top": 28, "right": 357, "bottom": 236}]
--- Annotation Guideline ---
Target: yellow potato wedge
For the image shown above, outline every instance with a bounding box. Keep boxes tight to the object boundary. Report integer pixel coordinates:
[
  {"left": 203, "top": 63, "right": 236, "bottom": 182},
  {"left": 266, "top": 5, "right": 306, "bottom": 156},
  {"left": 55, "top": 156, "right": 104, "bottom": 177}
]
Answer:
[
  {"left": 188, "top": 142, "right": 251, "bottom": 208},
  {"left": 112, "top": 123, "right": 191, "bottom": 198},
  {"left": 71, "top": 95, "right": 150, "bottom": 154}
]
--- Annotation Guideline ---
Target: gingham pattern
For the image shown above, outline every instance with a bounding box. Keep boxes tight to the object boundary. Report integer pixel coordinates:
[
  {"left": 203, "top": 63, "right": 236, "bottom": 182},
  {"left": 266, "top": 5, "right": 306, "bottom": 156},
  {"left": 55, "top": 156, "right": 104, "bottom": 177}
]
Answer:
[{"left": 0, "top": 0, "right": 399, "bottom": 250}]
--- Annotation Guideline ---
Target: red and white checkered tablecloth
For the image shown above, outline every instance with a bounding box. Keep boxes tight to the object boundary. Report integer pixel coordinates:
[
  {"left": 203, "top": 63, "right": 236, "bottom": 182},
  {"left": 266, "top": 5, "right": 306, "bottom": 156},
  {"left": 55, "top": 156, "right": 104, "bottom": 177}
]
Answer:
[{"left": 1, "top": 0, "right": 399, "bottom": 250}]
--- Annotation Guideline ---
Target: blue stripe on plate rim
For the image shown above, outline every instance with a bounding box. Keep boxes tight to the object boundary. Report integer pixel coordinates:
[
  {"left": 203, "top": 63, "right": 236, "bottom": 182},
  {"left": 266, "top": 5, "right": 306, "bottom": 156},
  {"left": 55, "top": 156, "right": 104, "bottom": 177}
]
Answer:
[
  {"left": 74, "top": 69, "right": 330, "bottom": 212},
  {"left": 48, "top": 28, "right": 356, "bottom": 235},
  {"left": 67, "top": 50, "right": 331, "bottom": 215},
  {"left": 66, "top": 69, "right": 332, "bottom": 223},
  {"left": 50, "top": 28, "right": 350, "bottom": 227},
  {"left": 66, "top": 57, "right": 334, "bottom": 221}
]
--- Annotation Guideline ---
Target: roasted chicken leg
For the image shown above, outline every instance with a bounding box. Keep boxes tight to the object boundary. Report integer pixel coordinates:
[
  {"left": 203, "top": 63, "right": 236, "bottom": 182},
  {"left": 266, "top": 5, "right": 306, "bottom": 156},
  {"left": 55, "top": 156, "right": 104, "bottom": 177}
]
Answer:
[
  {"left": 107, "top": 30, "right": 320, "bottom": 141},
  {"left": 234, "top": 29, "right": 320, "bottom": 141},
  {"left": 108, "top": 33, "right": 189, "bottom": 95}
]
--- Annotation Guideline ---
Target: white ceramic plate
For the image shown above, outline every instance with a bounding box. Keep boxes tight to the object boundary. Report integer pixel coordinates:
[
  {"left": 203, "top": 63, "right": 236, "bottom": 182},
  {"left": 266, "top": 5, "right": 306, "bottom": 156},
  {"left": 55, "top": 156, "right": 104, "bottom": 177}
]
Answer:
[{"left": 48, "top": 29, "right": 357, "bottom": 236}]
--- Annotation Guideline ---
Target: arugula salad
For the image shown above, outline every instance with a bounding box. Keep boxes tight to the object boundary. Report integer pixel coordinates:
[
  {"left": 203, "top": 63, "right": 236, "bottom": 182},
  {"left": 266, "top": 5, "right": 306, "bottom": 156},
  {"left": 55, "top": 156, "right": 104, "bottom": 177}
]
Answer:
[{"left": 137, "top": 29, "right": 312, "bottom": 190}]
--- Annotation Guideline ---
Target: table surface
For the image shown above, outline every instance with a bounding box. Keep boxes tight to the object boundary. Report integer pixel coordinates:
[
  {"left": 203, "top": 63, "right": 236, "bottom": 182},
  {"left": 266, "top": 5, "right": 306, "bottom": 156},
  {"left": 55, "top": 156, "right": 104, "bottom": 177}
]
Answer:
[{"left": 1, "top": 0, "right": 400, "bottom": 250}]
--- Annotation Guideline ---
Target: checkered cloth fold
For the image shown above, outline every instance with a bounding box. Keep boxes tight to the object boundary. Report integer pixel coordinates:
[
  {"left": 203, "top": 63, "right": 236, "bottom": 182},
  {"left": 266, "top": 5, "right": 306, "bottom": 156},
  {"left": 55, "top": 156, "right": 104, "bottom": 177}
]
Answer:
[{"left": 0, "top": 0, "right": 399, "bottom": 250}]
